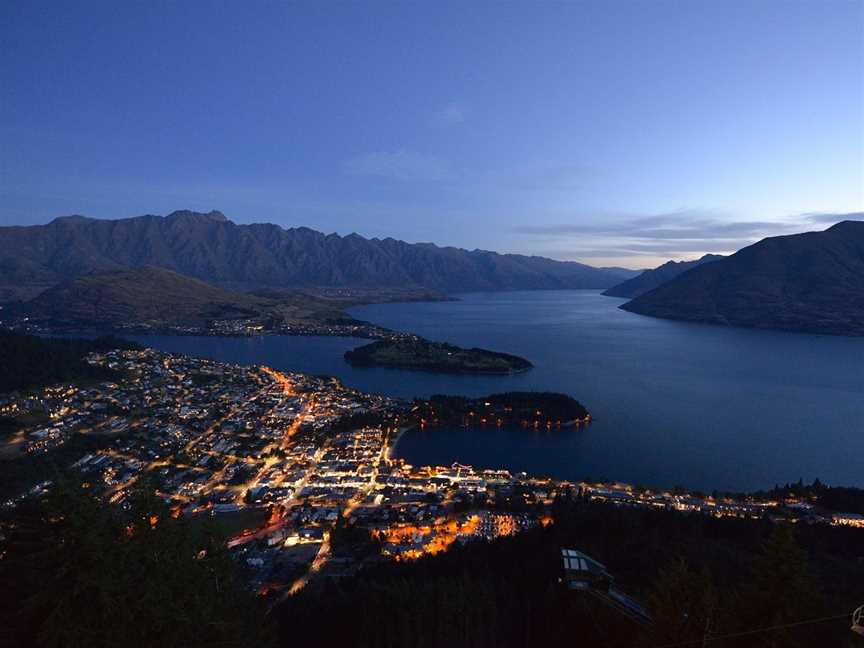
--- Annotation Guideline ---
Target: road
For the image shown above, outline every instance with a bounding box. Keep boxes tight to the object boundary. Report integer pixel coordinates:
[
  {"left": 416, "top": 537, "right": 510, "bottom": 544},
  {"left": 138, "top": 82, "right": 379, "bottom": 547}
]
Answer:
[{"left": 283, "top": 427, "right": 390, "bottom": 597}]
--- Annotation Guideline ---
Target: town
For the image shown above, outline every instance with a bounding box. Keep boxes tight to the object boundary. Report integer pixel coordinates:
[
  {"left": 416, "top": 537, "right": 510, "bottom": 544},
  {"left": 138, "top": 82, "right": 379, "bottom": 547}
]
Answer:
[
  {"left": 5, "top": 313, "right": 403, "bottom": 341},
  {"left": 1, "top": 347, "right": 861, "bottom": 600}
]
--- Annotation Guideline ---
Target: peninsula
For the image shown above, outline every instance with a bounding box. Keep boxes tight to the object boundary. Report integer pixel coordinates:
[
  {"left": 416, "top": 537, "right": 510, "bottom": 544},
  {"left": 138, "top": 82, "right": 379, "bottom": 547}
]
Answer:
[
  {"left": 344, "top": 339, "right": 533, "bottom": 374},
  {"left": 415, "top": 392, "right": 590, "bottom": 428}
]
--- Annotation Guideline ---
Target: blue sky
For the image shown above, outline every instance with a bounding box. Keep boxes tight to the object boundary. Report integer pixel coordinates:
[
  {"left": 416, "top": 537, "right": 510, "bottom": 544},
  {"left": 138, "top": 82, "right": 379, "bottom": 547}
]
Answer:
[{"left": 2, "top": 0, "right": 862, "bottom": 268}]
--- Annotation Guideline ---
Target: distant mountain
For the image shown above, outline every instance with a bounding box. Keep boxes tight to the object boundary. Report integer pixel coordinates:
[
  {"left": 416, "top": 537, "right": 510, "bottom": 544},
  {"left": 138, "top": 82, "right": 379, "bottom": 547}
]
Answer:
[
  {"left": 22, "top": 266, "right": 349, "bottom": 329},
  {"left": 621, "top": 221, "right": 864, "bottom": 336},
  {"left": 0, "top": 210, "right": 631, "bottom": 301},
  {"left": 598, "top": 266, "right": 642, "bottom": 280},
  {"left": 602, "top": 254, "right": 723, "bottom": 298}
]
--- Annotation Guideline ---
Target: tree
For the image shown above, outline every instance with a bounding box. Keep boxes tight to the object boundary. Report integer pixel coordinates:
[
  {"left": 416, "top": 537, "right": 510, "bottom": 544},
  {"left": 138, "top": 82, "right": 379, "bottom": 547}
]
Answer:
[
  {"left": 736, "top": 525, "right": 824, "bottom": 647},
  {"left": 0, "top": 479, "right": 274, "bottom": 648},
  {"left": 646, "top": 558, "right": 719, "bottom": 646}
]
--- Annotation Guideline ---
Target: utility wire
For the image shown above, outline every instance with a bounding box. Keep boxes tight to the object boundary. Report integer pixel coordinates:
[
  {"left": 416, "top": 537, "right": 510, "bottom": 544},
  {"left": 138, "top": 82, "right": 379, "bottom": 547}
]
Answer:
[{"left": 653, "top": 611, "right": 852, "bottom": 647}]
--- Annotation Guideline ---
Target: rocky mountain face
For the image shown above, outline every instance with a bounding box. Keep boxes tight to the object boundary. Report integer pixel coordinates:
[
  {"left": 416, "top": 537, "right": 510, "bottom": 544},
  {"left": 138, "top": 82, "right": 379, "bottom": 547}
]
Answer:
[
  {"left": 603, "top": 254, "right": 723, "bottom": 299},
  {"left": 621, "top": 221, "right": 864, "bottom": 336},
  {"left": 0, "top": 210, "right": 631, "bottom": 301}
]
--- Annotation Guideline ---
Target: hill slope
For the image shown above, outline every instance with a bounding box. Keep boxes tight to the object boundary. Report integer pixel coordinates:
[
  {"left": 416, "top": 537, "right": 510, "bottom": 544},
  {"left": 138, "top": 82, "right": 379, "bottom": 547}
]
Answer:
[
  {"left": 0, "top": 332, "right": 138, "bottom": 393},
  {"left": 621, "top": 221, "right": 864, "bottom": 336},
  {"left": 603, "top": 254, "right": 723, "bottom": 298},
  {"left": 22, "top": 266, "right": 349, "bottom": 329},
  {"left": 0, "top": 210, "right": 630, "bottom": 301}
]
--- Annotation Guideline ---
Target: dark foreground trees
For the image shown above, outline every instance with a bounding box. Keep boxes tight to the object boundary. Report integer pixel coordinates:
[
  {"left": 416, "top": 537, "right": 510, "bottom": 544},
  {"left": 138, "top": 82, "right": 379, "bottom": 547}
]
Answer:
[
  {"left": 276, "top": 500, "right": 863, "bottom": 648},
  {"left": 0, "top": 480, "right": 274, "bottom": 648},
  {"left": 0, "top": 331, "right": 139, "bottom": 393},
  {"left": 3, "top": 483, "right": 861, "bottom": 648}
]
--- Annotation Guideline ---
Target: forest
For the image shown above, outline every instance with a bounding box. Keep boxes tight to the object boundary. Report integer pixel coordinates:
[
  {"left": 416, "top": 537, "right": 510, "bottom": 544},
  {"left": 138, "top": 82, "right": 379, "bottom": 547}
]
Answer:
[
  {"left": 0, "top": 480, "right": 275, "bottom": 648},
  {"left": 277, "top": 496, "right": 864, "bottom": 647},
  {"left": 0, "top": 331, "right": 138, "bottom": 393},
  {"left": 2, "top": 480, "right": 862, "bottom": 647}
]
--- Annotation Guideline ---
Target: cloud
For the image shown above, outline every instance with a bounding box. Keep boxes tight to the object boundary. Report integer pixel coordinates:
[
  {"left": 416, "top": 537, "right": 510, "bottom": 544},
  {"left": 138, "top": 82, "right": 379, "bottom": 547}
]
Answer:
[
  {"left": 493, "top": 163, "right": 604, "bottom": 193},
  {"left": 540, "top": 238, "right": 743, "bottom": 259},
  {"left": 803, "top": 211, "right": 864, "bottom": 224},
  {"left": 344, "top": 150, "right": 452, "bottom": 182},
  {"left": 514, "top": 210, "right": 801, "bottom": 241},
  {"left": 512, "top": 209, "right": 827, "bottom": 264},
  {"left": 432, "top": 102, "right": 467, "bottom": 125}
]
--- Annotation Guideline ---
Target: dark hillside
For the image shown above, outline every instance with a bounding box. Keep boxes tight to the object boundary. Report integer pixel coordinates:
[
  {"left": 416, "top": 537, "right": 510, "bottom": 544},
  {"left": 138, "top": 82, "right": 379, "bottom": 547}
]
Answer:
[
  {"left": 622, "top": 221, "right": 864, "bottom": 336},
  {"left": 0, "top": 331, "right": 137, "bottom": 393}
]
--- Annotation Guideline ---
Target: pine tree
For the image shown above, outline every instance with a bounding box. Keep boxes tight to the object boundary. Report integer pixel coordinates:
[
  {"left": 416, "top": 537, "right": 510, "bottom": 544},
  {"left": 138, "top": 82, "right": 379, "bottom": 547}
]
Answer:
[
  {"left": 737, "top": 525, "right": 824, "bottom": 647},
  {"left": 0, "top": 478, "right": 275, "bottom": 648},
  {"left": 646, "top": 558, "right": 719, "bottom": 646}
]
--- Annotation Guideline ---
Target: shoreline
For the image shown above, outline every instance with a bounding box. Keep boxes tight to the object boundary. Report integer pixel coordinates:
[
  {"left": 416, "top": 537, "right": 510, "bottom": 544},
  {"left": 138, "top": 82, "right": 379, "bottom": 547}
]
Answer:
[{"left": 386, "top": 424, "right": 415, "bottom": 462}]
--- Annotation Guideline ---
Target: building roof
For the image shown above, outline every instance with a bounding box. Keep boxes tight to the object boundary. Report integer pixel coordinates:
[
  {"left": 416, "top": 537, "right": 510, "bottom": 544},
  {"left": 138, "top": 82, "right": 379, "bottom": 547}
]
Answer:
[{"left": 561, "top": 548, "right": 610, "bottom": 579}]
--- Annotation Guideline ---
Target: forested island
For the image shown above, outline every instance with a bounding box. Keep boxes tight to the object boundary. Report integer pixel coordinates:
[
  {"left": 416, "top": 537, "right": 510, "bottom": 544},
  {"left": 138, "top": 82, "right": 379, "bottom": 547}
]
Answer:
[
  {"left": 344, "top": 339, "right": 533, "bottom": 374},
  {"left": 414, "top": 392, "right": 590, "bottom": 428}
]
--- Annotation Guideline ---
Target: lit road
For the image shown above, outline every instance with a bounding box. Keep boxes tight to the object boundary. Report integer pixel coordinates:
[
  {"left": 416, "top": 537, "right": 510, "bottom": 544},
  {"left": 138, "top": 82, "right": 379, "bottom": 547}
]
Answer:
[{"left": 283, "top": 429, "right": 390, "bottom": 598}]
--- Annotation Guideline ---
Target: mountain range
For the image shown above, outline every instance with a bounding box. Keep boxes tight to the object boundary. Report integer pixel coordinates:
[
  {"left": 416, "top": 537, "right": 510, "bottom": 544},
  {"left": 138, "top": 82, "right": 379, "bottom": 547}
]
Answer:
[
  {"left": 621, "top": 221, "right": 864, "bottom": 336},
  {"left": 602, "top": 254, "right": 723, "bottom": 299},
  {"left": 5, "top": 210, "right": 862, "bottom": 337},
  {"left": 0, "top": 210, "right": 635, "bottom": 302}
]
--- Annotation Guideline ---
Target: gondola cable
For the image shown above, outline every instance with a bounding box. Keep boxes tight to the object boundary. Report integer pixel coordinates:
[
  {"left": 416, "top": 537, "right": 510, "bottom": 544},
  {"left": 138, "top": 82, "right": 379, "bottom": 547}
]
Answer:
[{"left": 652, "top": 610, "right": 855, "bottom": 647}]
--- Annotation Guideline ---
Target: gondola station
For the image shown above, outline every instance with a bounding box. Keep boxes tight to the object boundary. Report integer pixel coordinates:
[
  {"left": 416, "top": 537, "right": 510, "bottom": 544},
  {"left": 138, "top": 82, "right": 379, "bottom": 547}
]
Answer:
[{"left": 560, "top": 548, "right": 652, "bottom": 627}]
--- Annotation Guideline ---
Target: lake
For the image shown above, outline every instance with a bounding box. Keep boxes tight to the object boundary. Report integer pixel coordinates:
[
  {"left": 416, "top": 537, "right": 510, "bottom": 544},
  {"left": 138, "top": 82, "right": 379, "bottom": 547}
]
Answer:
[{"left": 122, "top": 290, "right": 864, "bottom": 492}]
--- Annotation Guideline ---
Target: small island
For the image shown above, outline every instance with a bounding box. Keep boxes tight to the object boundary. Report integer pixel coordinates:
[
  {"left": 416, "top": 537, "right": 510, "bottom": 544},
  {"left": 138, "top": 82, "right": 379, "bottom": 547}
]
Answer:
[
  {"left": 415, "top": 392, "right": 590, "bottom": 428},
  {"left": 344, "top": 338, "right": 532, "bottom": 374}
]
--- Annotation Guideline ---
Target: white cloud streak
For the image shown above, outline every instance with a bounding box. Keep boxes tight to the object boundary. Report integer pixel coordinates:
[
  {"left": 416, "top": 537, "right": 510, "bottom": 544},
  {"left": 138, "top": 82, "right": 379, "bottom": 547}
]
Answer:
[
  {"left": 344, "top": 150, "right": 453, "bottom": 182},
  {"left": 432, "top": 102, "right": 467, "bottom": 125},
  {"left": 513, "top": 210, "right": 864, "bottom": 265}
]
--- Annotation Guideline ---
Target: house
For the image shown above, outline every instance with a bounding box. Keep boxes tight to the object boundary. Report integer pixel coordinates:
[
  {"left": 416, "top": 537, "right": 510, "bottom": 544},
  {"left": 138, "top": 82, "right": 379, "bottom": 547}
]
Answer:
[{"left": 832, "top": 512, "right": 864, "bottom": 528}]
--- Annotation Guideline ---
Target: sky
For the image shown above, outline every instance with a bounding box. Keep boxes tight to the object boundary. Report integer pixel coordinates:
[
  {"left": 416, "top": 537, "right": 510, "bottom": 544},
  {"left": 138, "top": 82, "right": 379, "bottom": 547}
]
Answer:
[{"left": 2, "top": 0, "right": 863, "bottom": 268}]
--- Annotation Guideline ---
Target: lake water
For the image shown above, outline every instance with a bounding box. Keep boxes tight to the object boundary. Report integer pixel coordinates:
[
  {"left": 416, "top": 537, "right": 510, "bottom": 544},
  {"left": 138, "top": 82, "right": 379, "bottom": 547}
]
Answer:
[{"left": 122, "top": 290, "right": 864, "bottom": 492}]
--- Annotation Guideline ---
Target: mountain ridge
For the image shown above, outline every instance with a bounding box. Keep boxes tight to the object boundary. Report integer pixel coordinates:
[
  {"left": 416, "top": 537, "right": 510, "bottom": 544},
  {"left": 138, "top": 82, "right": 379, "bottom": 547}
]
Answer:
[
  {"left": 0, "top": 210, "right": 633, "bottom": 301},
  {"left": 621, "top": 221, "right": 864, "bottom": 336},
  {"left": 603, "top": 254, "right": 724, "bottom": 299}
]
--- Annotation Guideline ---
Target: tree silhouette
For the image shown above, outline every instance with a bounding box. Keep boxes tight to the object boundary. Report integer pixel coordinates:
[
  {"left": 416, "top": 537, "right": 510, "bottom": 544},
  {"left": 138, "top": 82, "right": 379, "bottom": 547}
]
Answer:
[
  {"left": 736, "top": 525, "right": 824, "bottom": 647},
  {"left": 0, "top": 478, "right": 274, "bottom": 648},
  {"left": 647, "top": 558, "right": 719, "bottom": 646}
]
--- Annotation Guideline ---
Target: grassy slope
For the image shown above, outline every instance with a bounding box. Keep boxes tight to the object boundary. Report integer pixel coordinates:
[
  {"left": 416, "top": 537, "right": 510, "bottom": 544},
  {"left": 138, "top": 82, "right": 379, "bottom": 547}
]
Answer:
[{"left": 22, "top": 267, "right": 352, "bottom": 328}]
